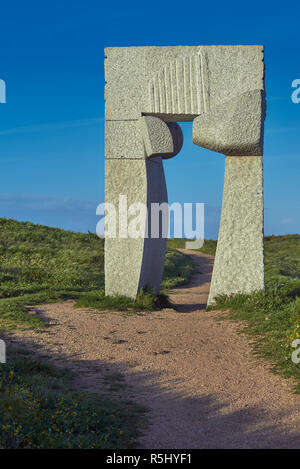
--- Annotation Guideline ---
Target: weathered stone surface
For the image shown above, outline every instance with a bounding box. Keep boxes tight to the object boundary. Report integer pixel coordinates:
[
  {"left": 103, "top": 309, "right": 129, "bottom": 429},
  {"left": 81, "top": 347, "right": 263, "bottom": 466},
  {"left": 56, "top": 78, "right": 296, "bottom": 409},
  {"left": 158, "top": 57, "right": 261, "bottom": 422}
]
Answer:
[
  {"left": 104, "top": 44, "right": 266, "bottom": 301},
  {"left": 105, "top": 158, "right": 147, "bottom": 297},
  {"left": 207, "top": 156, "right": 264, "bottom": 305},
  {"left": 0, "top": 339, "right": 5, "bottom": 363},
  {"left": 137, "top": 116, "right": 183, "bottom": 159},
  {"left": 105, "top": 46, "right": 264, "bottom": 121},
  {"left": 105, "top": 157, "right": 167, "bottom": 298},
  {"left": 105, "top": 118, "right": 183, "bottom": 159},
  {"left": 137, "top": 116, "right": 173, "bottom": 157},
  {"left": 105, "top": 120, "right": 145, "bottom": 159},
  {"left": 192, "top": 90, "right": 265, "bottom": 156}
]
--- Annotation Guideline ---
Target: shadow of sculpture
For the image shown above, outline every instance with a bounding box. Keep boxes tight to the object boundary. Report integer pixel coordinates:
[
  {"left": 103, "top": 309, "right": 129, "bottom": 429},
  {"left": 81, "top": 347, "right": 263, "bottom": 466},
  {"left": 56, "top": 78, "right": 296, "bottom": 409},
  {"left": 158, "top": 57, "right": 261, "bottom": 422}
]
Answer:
[{"left": 3, "top": 331, "right": 300, "bottom": 449}]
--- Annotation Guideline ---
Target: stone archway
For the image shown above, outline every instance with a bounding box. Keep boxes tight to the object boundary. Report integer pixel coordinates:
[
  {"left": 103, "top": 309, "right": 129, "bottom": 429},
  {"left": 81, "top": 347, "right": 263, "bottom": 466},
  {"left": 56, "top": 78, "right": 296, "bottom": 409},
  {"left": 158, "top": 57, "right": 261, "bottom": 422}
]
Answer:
[{"left": 104, "top": 45, "right": 266, "bottom": 304}]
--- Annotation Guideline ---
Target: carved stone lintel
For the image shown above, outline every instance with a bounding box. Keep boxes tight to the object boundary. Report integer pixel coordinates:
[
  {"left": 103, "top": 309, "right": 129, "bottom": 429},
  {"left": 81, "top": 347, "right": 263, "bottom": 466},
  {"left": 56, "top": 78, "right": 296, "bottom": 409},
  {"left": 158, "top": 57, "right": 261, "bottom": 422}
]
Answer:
[{"left": 192, "top": 90, "right": 266, "bottom": 156}]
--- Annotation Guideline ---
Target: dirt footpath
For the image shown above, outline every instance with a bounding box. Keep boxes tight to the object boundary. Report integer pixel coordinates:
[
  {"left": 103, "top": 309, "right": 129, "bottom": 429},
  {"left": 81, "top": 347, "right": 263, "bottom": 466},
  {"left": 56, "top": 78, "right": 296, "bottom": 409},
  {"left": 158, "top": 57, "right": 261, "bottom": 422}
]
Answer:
[{"left": 10, "top": 250, "right": 300, "bottom": 448}]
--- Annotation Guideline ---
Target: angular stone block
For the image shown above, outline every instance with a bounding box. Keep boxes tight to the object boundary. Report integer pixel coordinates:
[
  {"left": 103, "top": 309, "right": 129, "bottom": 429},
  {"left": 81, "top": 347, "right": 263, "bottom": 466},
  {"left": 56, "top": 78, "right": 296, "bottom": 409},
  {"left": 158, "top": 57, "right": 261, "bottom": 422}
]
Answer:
[
  {"left": 192, "top": 90, "right": 266, "bottom": 156},
  {"left": 105, "top": 46, "right": 264, "bottom": 122},
  {"left": 137, "top": 116, "right": 173, "bottom": 157},
  {"left": 105, "top": 158, "right": 167, "bottom": 298},
  {"left": 105, "top": 121, "right": 145, "bottom": 159},
  {"left": 137, "top": 116, "right": 183, "bottom": 159}
]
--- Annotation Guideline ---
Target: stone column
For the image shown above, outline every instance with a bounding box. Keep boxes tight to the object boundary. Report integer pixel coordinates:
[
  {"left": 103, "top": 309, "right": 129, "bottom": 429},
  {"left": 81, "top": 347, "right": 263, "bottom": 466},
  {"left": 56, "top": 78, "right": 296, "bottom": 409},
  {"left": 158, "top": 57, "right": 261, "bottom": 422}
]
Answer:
[
  {"left": 105, "top": 157, "right": 168, "bottom": 299},
  {"left": 193, "top": 89, "right": 266, "bottom": 304},
  {"left": 104, "top": 117, "right": 183, "bottom": 299},
  {"left": 207, "top": 155, "right": 264, "bottom": 305}
]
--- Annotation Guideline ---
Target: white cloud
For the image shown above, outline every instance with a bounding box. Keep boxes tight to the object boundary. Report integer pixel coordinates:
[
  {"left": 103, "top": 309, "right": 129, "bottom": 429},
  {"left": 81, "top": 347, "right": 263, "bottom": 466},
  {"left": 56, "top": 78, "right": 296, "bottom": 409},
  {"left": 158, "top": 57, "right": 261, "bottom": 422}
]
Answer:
[
  {"left": 0, "top": 117, "right": 103, "bottom": 136},
  {"left": 0, "top": 193, "right": 102, "bottom": 233}
]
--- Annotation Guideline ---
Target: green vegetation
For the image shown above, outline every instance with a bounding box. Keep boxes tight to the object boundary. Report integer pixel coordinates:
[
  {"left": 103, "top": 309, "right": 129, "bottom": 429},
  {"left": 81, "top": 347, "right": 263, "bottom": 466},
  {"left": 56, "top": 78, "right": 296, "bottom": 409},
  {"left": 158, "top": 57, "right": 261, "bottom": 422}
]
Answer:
[
  {"left": 209, "top": 235, "right": 300, "bottom": 393},
  {"left": 76, "top": 287, "right": 171, "bottom": 312},
  {"left": 0, "top": 218, "right": 193, "bottom": 449},
  {"left": 0, "top": 218, "right": 105, "bottom": 330},
  {"left": 162, "top": 248, "right": 194, "bottom": 289},
  {"left": 194, "top": 239, "right": 217, "bottom": 256},
  {"left": 166, "top": 238, "right": 187, "bottom": 249},
  {"left": 0, "top": 353, "right": 144, "bottom": 449},
  {"left": 76, "top": 248, "right": 193, "bottom": 311},
  {"left": 0, "top": 218, "right": 193, "bottom": 330},
  {"left": 5, "top": 218, "right": 300, "bottom": 444},
  {"left": 167, "top": 238, "right": 217, "bottom": 256}
]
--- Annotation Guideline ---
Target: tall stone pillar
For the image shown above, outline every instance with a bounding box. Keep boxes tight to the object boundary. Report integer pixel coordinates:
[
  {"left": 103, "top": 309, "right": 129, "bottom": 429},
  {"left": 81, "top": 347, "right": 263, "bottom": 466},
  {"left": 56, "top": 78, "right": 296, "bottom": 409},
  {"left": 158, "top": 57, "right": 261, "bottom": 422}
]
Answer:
[
  {"left": 193, "top": 89, "right": 266, "bottom": 304},
  {"left": 207, "top": 156, "right": 264, "bottom": 304}
]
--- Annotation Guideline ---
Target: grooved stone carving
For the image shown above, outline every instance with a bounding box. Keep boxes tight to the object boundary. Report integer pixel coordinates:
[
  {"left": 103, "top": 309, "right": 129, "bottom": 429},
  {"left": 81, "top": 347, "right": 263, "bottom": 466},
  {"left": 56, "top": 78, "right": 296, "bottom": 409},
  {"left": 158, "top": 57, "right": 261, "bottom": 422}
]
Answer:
[{"left": 148, "top": 53, "right": 210, "bottom": 115}]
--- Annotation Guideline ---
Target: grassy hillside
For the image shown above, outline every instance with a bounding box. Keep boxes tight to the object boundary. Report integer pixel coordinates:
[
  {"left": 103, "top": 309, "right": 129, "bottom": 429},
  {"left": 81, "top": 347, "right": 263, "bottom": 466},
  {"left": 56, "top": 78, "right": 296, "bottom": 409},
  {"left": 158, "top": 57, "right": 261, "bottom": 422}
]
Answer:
[
  {"left": 2, "top": 219, "right": 300, "bottom": 448},
  {"left": 167, "top": 238, "right": 217, "bottom": 255},
  {"left": 0, "top": 218, "right": 193, "bottom": 330},
  {"left": 0, "top": 218, "right": 194, "bottom": 448},
  {"left": 0, "top": 218, "right": 152, "bottom": 448}
]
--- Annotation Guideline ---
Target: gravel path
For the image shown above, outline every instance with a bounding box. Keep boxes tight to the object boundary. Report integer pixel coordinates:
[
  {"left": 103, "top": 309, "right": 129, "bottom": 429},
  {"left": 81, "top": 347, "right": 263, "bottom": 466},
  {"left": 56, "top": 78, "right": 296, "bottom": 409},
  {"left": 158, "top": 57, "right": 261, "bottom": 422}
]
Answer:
[{"left": 9, "top": 250, "right": 300, "bottom": 448}]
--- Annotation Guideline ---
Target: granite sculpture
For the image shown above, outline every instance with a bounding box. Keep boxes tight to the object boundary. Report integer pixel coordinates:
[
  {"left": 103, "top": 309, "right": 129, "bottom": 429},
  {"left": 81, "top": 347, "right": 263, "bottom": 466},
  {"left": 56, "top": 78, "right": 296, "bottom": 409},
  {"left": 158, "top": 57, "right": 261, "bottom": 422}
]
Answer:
[{"left": 104, "top": 45, "right": 266, "bottom": 303}]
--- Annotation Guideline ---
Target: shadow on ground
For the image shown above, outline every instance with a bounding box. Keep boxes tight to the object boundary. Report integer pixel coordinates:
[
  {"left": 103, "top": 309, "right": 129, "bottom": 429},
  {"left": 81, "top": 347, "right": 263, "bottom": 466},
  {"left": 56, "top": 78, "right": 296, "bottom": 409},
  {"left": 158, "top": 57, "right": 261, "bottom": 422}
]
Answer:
[{"left": 3, "top": 331, "right": 300, "bottom": 449}]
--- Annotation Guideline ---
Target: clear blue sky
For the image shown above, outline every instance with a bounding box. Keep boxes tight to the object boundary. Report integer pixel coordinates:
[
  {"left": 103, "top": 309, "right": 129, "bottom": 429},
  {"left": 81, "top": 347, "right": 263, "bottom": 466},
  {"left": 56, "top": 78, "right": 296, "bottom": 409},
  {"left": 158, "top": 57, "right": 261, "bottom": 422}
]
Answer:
[{"left": 0, "top": 0, "right": 299, "bottom": 238}]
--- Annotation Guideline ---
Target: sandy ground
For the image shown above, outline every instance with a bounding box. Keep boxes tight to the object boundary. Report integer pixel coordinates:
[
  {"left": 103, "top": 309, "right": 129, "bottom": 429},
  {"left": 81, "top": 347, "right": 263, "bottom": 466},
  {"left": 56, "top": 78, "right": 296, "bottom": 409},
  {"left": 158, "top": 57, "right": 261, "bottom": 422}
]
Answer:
[{"left": 7, "top": 250, "right": 300, "bottom": 448}]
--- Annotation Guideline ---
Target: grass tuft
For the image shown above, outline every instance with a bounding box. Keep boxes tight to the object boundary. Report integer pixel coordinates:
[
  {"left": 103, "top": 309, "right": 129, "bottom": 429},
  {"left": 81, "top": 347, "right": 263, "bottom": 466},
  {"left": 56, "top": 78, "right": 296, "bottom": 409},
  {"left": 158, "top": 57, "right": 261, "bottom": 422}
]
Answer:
[{"left": 75, "top": 287, "right": 172, "bottom": 312}]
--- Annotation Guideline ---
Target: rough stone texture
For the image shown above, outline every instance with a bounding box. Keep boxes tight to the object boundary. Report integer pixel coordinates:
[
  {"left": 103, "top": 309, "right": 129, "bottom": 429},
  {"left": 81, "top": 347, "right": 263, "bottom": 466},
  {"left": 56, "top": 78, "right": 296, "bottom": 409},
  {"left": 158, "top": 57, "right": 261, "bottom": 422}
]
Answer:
[
  {"left": 207, "top": 156, "right": 264, "bottom": 305},
  {"left": 104, "top": 45, "right": 265, "bottom": 300},
  {"left": 105, "top": 46, "right": 264, "bottom": 122},
  {"left": 105, "top": 159, "right": 147, "bottom": 297},
  {"left": 105, "top": 120, "right": 145, "bottom": 159},
  {"left": 193, "top": 90, "right": 266, "bottom": 156},
  {"left": 105, "top": 157, "right": 167, "bottom": 298},
  {"left": 105, "top": 118, "right": 183, "bottom": 160},
  {"left": 137, "top": 116, "right": 173, "bottom": 157}
]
